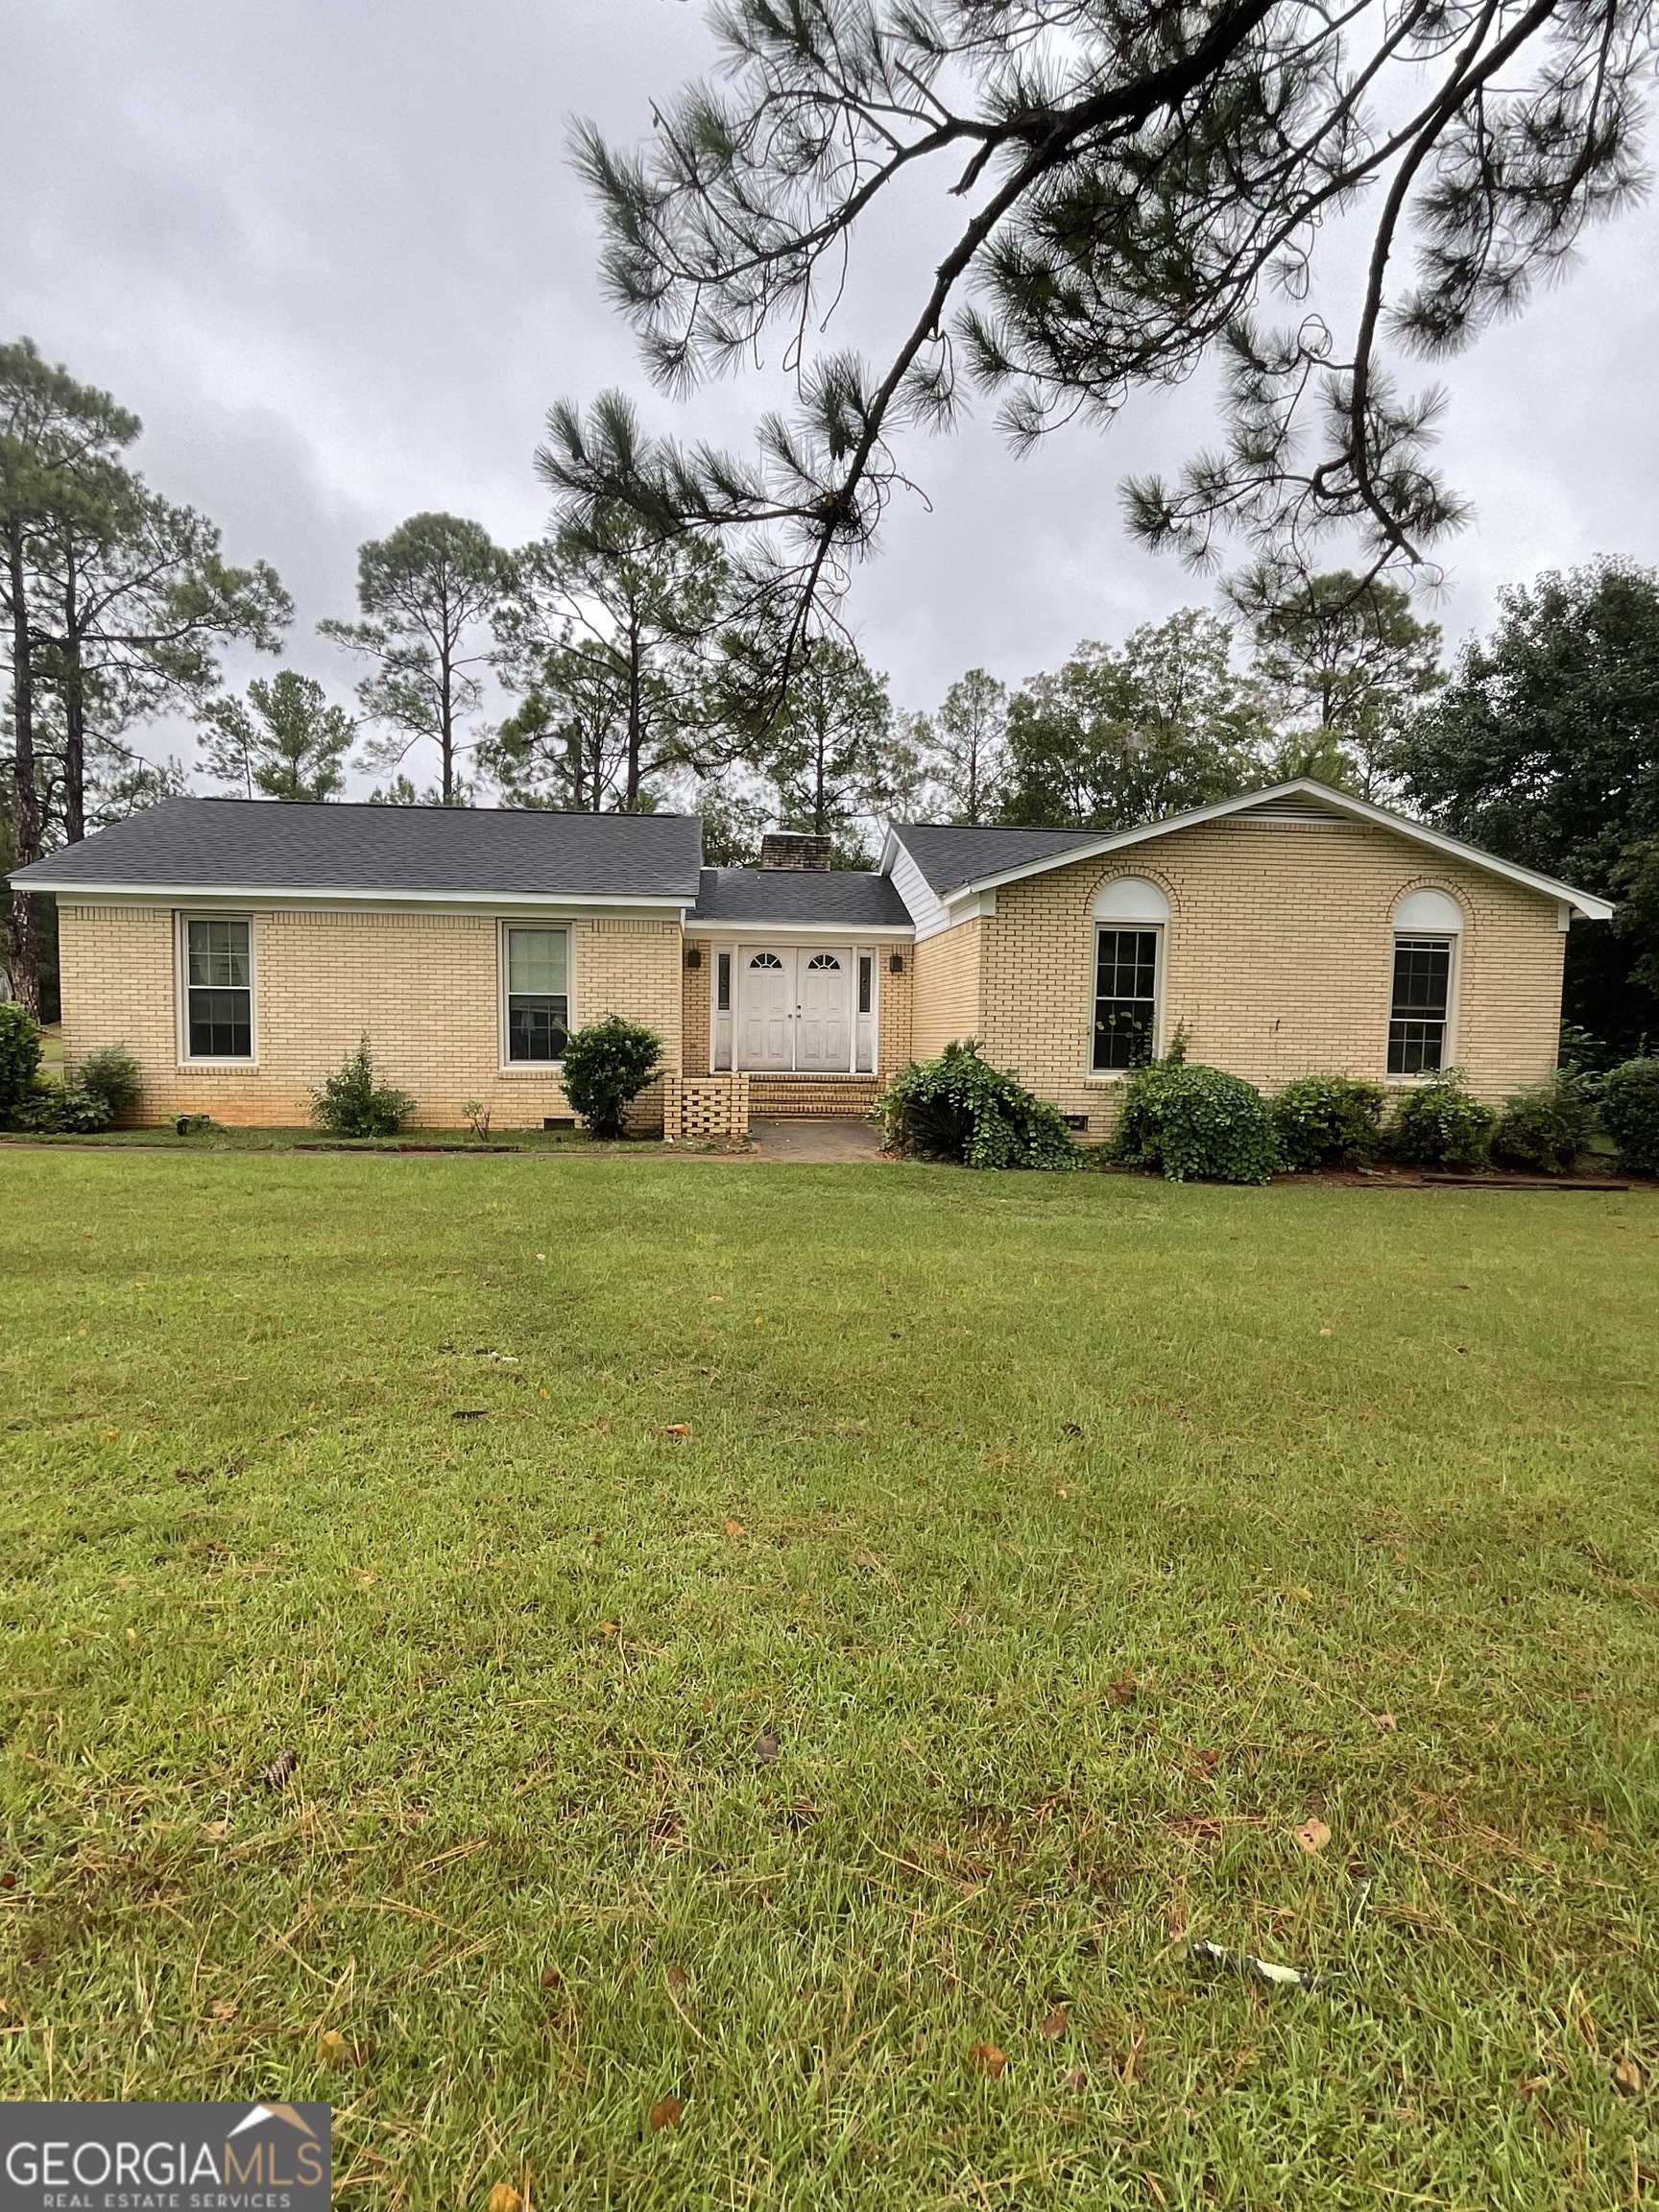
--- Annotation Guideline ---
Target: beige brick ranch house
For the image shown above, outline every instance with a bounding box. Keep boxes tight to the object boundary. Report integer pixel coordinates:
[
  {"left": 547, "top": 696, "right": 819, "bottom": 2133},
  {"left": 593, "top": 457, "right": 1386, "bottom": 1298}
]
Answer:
[{"left": 11, "top": 779, "right": 1613, "bottom": 1138}]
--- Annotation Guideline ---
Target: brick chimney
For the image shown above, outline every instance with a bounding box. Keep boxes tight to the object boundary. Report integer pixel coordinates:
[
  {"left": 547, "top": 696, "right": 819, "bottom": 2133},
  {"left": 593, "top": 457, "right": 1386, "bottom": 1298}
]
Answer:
[{"left": 758, "top": 831, "right": 831, "bottom": 872}]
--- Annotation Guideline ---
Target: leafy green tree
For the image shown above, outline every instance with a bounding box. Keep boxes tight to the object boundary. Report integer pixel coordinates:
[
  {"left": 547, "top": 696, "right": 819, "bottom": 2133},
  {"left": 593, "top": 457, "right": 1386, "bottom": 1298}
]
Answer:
[
  {"left": 1396, "top": 559, "right": 1659, "bottom": 1053},
  {"left": 322, "top": 513, "right": 513, "bottom": 806},
  {"left": 2, "top": 340, "right": 138, "bottom": 1011},
  {"left": 689, "top": 775, "right": 773, "bottom": 866},
  {"left": 487, "top": 637, "right": 630, "bottom": 812},
  {"left": 757, "top": 636, "right": 909, "bottom": 865},
  {"left": 1, "top": 338, "right": 289, "bottom": 1010},
  {"left": 1615, "top": 839, "right": 1659, "bottom": 1005},
  {"left": 921, "top": 669, "right": 1008, "bottom": 825},
  {"left": 364, "top": 775, "right": 425, "bottom": 808},
  {"left": 0, "top": 998, "right": 43, "bottom": 1125},
  {"left": 31, "top": 471, "right": 290, "bottom": 836},
  {"left": 1002, "top": 611, "right": 1271, "bottom": 829},
  {"left": 87, "top": 753, "right": 189, "bottom": 827},
  {"left": 556, "top": 0, "right": 1652, "bottom": 646},
  {"left": 489, "top": 530, "right": 730, "bottom": 811},
  {"left": 1228, "top": 567, "right": 1444, "bottom": 797},
  {"left": 492, "top": 397, "right": 740, "bottom": 813},
  {"left": 201, "top": 671, "right": 355, "bottom": 801}
]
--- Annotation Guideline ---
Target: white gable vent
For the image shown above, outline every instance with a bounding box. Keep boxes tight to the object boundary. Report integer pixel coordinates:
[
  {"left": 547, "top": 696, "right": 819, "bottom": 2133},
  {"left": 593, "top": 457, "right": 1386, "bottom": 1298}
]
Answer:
[
  {"left": 1237, "top": 798, "right": 1344, "bottom": 821},
  {"left": 1393, "top": 887, "right": 1464, "bottom": 932},
  {"left": 1093, "top": 876, "right": 1171, "bottom": 924}
]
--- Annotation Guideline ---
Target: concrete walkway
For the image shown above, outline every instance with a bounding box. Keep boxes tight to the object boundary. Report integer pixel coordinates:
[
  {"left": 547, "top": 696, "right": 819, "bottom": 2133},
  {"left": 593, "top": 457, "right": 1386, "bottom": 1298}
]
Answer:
[{"left": 745, "top": 1116, "right": 887, "bottom": 1164}]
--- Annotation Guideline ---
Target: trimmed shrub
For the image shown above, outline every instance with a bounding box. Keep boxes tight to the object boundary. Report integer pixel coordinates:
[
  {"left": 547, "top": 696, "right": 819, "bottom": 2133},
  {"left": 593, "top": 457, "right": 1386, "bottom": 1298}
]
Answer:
[
  {"left": 1271, "top": 1074, "right": 1385, "bottom": 1171},
  {"left": 54, "top": 1084, "right": 114, "bottom": 1133},
  {"left": 1493, "top": 1070, "right": 1596, "bottom": 1174},
  {"left": 560, "top": 1015, "right": 662, "bottom": 1142},
  {"left": 1601, "top": 1057, "right": 1659, "bottom": 1175},
  {"left": 74, "top": 1044, "right": 142, "bottom": 1126},
  {"left": 1384, "top": 1070, "right": 1498, "bottom": 1168},
  {"left": 1113, "top": 1059, "right": 1279, "bottom": 1184},
  {"left": 15, "top": 1080, "right": 114, "bottom": 1134},
  {"left": 310, "top": 1037, "right": 415, "bottom": 1137},
  {"left": 878, "top": 1042, "right": 1079, "bottom": 1170},
  {"left": 0, "top": 1001, "right": 42, "bottom": 1127}
]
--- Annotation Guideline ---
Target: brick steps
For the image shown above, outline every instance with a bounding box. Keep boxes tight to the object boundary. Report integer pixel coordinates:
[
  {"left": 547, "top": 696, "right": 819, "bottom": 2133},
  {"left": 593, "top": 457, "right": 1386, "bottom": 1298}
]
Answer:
[{"left": 746, "top": 1076, "right": 883, "bottom": 1119}]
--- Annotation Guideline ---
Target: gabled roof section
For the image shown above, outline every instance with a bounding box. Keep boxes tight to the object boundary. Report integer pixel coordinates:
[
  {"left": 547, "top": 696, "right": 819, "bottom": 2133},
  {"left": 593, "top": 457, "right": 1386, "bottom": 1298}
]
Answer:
[
  {"left": 688, "top": 867, "right": 913, "bottom": 929},
  {"left": 883, "top": 782, "right": 1615, "bottom": 922},
  {"left": 7, "top": 797, "right": 706, "bottom": 906},
  {"left": 882, "top": 822, "right": 1103, "bottom": 899}
]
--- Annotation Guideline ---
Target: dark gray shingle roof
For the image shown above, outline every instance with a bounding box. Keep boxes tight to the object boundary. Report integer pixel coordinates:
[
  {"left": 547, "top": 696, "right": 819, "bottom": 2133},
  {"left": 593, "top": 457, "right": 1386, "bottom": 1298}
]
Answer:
[
  {"left": 688, "top": 867, "right": 913, "bottom": 927},
  {"left": 9, "top": 798, "right": 705, "bottom": 901},
  {"left": 892, "top": 822, "right": 1102, "bottom": 898}
]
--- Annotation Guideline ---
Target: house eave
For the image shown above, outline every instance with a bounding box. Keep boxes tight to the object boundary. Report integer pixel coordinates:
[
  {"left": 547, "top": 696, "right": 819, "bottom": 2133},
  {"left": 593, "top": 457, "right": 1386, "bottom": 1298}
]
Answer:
[
  {"left": 686, "top": 918, "right": 914, "bottom": 941},
  {"left": 22, "top": 878, "right": 695, "bottom": 914}
]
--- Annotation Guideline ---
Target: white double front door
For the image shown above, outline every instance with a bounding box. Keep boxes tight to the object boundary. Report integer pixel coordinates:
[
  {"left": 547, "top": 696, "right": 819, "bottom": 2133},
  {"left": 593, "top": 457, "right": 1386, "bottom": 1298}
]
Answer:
[{"left": 736, "top": 946, "right": 854, "bottom": 1071}]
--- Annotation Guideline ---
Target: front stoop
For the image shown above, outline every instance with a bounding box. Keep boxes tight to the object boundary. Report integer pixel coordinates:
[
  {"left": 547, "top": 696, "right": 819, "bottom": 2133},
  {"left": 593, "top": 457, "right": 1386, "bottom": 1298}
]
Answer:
[{"left": 744, "top": 1076, "right": 883, "bottom": 1119}]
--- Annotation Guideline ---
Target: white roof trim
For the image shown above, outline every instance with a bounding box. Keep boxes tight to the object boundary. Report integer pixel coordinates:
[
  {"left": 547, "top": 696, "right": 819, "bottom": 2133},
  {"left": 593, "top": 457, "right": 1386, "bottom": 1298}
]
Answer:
[
  {"left": 36, "top": 879, "right": 692, "bottom": 912},
  {"left": 687, "top": 920, "right": 914, "bottom": 941},
  {"left": 931, "top": 781, "right": 1616, "bottom": 922}
]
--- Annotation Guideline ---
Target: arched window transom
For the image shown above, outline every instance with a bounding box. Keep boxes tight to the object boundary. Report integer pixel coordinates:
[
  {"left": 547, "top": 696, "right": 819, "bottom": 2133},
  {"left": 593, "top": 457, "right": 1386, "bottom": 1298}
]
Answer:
[
  {"left": 1392, "top": 887, "right": 1463, "bottom": 933},
  {"left": 1093, "top": 876, "right": 1171, "bottom": 925}
]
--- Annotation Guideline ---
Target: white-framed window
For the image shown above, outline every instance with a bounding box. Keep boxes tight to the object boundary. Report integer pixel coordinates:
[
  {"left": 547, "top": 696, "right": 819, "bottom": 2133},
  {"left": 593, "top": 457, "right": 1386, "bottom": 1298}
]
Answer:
[
  {"left": 501, "top": 924, "right": 570, "bottom": 1064},
  {"left": 1090, "top": 878, "right": 1169, "bottom": 1072},
  {"left": 178, "top": 914, "right": 254, "bottom": 1061},
  {"left": 1388, "top": 889, "right": 1462, "bottom": 1075}
]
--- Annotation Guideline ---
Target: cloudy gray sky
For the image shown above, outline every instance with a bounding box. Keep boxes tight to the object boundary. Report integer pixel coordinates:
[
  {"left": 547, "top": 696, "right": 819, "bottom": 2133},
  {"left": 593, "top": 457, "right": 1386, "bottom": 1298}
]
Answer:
[{"left": 5, "top": 0, "right": 1659, "bottom": 791}]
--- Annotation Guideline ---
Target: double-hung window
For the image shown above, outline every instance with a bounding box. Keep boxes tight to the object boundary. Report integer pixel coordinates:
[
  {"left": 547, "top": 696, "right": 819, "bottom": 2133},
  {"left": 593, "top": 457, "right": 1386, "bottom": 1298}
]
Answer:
[
  {"left": 1387, "top": 938, "right": 1452, "bottom": 1074},
  {"left": 1092, "top": 928, "right": 1159, "bottom": 1071},
  {"left": 504, "top": 926, "right": 569, "bottom": 1062},
  {"left": 183, "top": 917, "right": 253, "bottom": 1059}
]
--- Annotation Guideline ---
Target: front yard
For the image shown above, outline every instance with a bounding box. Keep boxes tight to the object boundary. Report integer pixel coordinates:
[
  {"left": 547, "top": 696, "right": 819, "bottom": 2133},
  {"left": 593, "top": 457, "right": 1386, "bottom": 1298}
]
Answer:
[{"left": 0, "top": 1152, "right": 1654, "bottom": 2209}]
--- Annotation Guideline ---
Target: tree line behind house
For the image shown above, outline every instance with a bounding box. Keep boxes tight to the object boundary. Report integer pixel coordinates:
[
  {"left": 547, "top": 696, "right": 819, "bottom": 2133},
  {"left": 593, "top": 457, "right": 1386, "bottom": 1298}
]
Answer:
[{"left": 4, "top": 344, "right": 1656, "bottom": 1060}]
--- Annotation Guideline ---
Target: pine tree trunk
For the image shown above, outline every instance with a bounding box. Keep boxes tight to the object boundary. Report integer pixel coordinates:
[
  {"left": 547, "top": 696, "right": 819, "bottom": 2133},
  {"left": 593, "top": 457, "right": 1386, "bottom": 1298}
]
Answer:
[
  {"left": 625, "top": 621, "right": 642, "bottom": 809},
  {"left": 62, "top": 552, "right": 84, "bottom": 844},
  {"left": 6, "top": 516, "right": 41, "bottom": 1016},
  {"left": 439, "top": 647, "right": 455, "bottom": 805}
]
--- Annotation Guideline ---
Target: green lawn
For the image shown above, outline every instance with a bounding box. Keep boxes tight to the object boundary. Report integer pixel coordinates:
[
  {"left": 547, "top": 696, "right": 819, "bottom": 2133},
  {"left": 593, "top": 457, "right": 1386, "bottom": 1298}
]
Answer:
[
  {"left": 2, "top": 1125, "right": 599, "bottom": 1152},
  {"left": 0, "top": 1152, "right": 1654, "bottom": 2211}
]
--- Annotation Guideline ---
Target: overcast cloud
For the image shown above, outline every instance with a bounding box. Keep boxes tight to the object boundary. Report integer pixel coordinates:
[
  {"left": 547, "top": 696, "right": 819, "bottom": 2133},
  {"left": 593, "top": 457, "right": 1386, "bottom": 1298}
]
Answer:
[{"left": 5, "top": 0, "right": 1659, "bottom": 793}]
